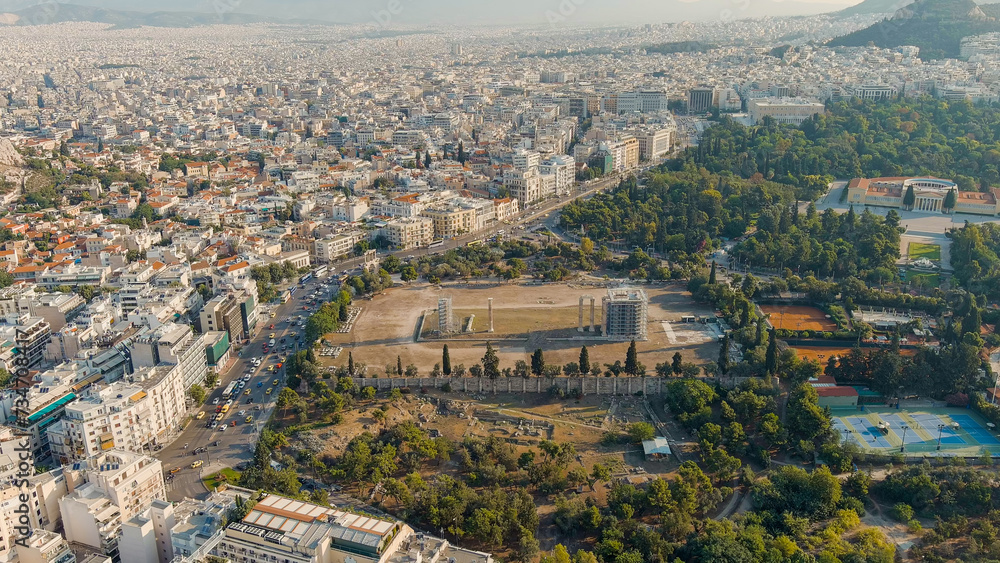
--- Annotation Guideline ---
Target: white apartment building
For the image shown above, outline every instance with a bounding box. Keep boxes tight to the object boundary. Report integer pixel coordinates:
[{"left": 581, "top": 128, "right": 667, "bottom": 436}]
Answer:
[
  {"left": 314, "top": 234, "right": 358, "bottom": 264},
  {"left": 0, "top": 371, "right": 76, "bottom": 460},
  {"left": 502, "top": 168, "right": 541, "bottom": 206},
  {"left": 47, "top": 365, "right": 187, "bottom": 463},
  {"left": 616, "top": 90, "right": 669, "bottom": 113},
  {"left": 60, "top": 450, "right": 166, "bottom": 560},
  {"left": 630, "top": 127, "right": 673, "bottom": 161},
  {"left": 539, "top": 155, "right": 575, "bottom": 196},
  {"left": 129, "top": 324, "right": 209, "bottom": 390},
  {"left": 512, "top": 149, "right": 540, "bottom": 171},
  {"left": 379, "top": 217, "right": 434, "bottom": 250},
  {"left": 119, "top": 499, "right": 175, "bottom": 563},
  {"left": 13, "top": 528, "right": 74, "bottom": 563}
]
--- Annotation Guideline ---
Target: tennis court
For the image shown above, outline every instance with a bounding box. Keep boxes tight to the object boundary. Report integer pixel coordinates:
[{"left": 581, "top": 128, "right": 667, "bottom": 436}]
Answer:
[{"left": 831, "top": 407, "right": 1000, "bottom": 456}]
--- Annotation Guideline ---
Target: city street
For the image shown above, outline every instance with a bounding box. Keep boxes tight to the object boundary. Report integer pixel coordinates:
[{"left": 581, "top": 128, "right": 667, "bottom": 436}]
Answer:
[{"left": 162, "top": 278, "right": 330, "bottom": 500}]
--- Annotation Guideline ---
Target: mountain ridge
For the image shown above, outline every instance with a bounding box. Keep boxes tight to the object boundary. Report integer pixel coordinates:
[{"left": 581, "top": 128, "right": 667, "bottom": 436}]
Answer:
[
  {"left": 0, "top": 3, "right": 335, "bottom": 28},
  {"left": 828, "top": 0, "right": 1000, "bottom": 58}
]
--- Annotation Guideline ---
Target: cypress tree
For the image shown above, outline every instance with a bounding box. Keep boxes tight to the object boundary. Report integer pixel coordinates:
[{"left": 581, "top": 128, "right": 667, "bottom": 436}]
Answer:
[
  {"left": 579, "top": 346, "right": 590, "bottom": 376},
  {"left": 482, "top": 342, "right": 500, "bottom": 379},
  {"left": 671, "top": 351, "right": 683, "bottom": 375},
  {"left": 718, "top": 333, "right": 730, "bottom": 374},
  {"left": 442, "top": 345, "right": 452, "bottom": 376},
  {"left": 709, "top": 261, "right": 717, "bottom": 285},
  {"left": 765, "top": 328, "right": 778, "bottom": 375},
  {"left": 397, "top": 355, "right": 403, "bottom": 376},
  {"left": 625, "top": 340, "right": 639, "bottom": 376},
  {"left": 348, "top": 352, "right": 354, "bottom": 376},
  {"left": 531, "top": 348, "right": 545, "bottom": 377}
]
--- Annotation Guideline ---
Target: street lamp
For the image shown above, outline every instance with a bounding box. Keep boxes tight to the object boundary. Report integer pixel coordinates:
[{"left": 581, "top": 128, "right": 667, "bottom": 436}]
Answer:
[
  {"left": 937, "top": 424, "right": 944, "bottom": 450},
  {"left": 901, "top": 425, "right": 909, "bottom": 453}
]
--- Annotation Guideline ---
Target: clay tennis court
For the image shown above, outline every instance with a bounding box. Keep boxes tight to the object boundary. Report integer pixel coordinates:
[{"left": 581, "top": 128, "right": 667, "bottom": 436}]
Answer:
[
  {"left": 761, "top": 305, "right": 837, "bottom": 331},
  {"left": 792, "top": 346, "right": 918, "bottom": 362}
]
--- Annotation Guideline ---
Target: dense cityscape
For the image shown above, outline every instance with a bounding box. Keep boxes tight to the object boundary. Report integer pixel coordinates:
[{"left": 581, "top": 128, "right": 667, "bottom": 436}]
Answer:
[{"left": 0, "top": 0, "right": 1000, "bottom": 562}]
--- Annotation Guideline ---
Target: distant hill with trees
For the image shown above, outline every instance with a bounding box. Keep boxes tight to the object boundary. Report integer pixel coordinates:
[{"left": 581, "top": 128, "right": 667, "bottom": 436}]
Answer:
[{"left": 828, "top": 0, "right": 1000, "bottom": 58}]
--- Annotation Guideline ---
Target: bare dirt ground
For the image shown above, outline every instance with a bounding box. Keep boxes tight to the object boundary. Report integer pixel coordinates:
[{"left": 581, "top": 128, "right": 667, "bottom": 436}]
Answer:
[{"left": 319, "top": 281, "right": 720, "bottom": 375}]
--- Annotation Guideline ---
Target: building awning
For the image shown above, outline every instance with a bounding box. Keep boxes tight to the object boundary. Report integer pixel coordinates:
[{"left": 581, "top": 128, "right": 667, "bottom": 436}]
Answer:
[
  {"left": 26, "top": 393, "right": 76, "bottom": 424},
  {"left": 642, "top": 437, "right": 671, "bottom": 457}
]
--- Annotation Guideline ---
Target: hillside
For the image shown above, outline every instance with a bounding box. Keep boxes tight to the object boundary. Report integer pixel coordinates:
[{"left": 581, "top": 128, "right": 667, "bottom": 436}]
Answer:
[
  {"left": 837, "top": 0, "right": 915, "bottom": 16},
  {"left": 828, "top": 0, "right": 1000, "bottom": 58},
  {"left": 0, "top": 3, "right": 323, "bottom": 28}
]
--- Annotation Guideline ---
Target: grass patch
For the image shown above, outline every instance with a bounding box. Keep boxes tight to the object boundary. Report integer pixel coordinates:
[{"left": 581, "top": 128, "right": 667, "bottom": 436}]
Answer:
[
  {"left": 203, "top": 467, "right": 241, "bottom": 490},
  {"left": 909, "top": 242, "right": 941, "bottom": 261},
  {"left": 908, "top": 272, "right": 940, "bottom": 288}
]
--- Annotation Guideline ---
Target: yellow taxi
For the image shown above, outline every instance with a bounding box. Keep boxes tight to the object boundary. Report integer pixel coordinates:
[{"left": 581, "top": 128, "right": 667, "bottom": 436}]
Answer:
[
  {"left": 191, "top": 460, "right": 203, "bottom": 468},
  {"left": 265, "top": 387, "right": 273, "bottom": 395},
  {"left": 245, "top": 415, "right": 253, "bottom": 423},
  {"left": 196, "top": 411, "right": 206, "bottom": 419}
]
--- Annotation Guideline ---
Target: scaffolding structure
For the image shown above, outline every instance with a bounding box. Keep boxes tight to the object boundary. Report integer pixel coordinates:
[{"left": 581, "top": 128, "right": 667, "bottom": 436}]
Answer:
[
  {"left": 603, "top": 288, "right": 649, "bottom": 341},
  {"left": 438, "top": 297, "right": 455, "bottom": 334}
]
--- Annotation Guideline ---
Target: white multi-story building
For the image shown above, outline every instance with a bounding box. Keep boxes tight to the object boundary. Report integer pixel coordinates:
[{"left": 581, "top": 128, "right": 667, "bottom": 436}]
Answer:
[
  {"left": 539, "top": 155, "right": 575, "bottom": 197},
  {"left": 47, "top": 365, "right": 187, "bottom": 463},
  {"left": 128, "top": 324, "right": 208, "bottom": 390},
  {"left": 616, "top": 89, "right": 669, "bottom": 113},
  {"left": 630, "top": 127, "right": 674, "bottom": 161},
  {"left": 503, "top": 168, "right": 541, "bottom": 206},
  {"left": 60, "top": 450, "right": 165, "bottom": 560},
  {"left": 512, "top": 149, "right": 540, "bottom": 171},
  {"left": 379, "top": 217, "right": 434, "bottom": 250}
]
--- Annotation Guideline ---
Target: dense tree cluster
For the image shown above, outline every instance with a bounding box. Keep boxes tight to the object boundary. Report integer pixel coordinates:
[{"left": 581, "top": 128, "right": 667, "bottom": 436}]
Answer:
[
  {"left": 951, "top": 222, "right": 1000, "bottom": 299},
  {"left": 560, "top": 170, "right": 796, "bottom": 254},
  {"left": 675, "top": 98, "right": 1000, "bottom": 192},
  {"left": 732, "top": 206, "right": 903, "bottom": 283}
]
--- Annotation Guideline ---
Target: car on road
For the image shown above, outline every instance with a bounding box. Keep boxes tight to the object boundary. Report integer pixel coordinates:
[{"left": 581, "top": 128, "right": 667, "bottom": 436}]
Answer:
[
  {"left": 191, "top": 460, "right": 203, "bottom": 468},
  {"left": 196, "top": 411, "right": 206, "bottom": 419},
  {"left": 212, "top": 398, "right": 220, "bottom": 405},
  {"left": 269, "top": 324, "right": 275, "bottom": 330},
  {"left": 237, "top": 410, "right": 246, "bottom": 417},
  {"left": 244, "top": 389, "right": 251, "bottom": 395},
  {"left": 169, "top": 467, "right": 181, "bottom": 474},
  {"left": 245, "top": 416, "right": 253, "bottom": 423},
  {"left": 272, "top": 379, "right": 279, "bottom": 386},
  {"left": 230, "top": 421, "right": 237, "bottom": 427},
  {"left": 215, "top": 406, "right": 222, "bottom": 413},
  {"left": 269, "top": 333, "right": 276, "bottom": 339},
  {"left": 266, "top": 387, "right": 273, "bottom": 395},
  {"left": 257, "top": 381, "right": 263, "bottom": 387},
  {"left": 246, "top": 397, "right": 254, "bottom": 404}
]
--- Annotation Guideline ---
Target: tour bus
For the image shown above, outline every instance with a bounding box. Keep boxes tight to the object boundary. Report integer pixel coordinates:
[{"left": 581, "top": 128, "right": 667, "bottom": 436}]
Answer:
[
  {"left": 428, "top": 239, "right": 445, "bottom": 249},
  {"left": 222, "top": 382, "right": 236, "bottom": 401},
  {"left": 314, "top": 265, "right": 328, "bottom": 278},
  {"left": 299, "top": 273, "right": 313, "bottom": 285}
]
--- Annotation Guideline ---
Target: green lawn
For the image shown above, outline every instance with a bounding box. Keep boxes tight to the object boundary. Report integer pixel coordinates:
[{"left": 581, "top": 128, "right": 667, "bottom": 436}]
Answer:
[
  {"left": 909, "top": 242, "right": 941, "bottom": 261},
  {"left": 909, "top": 272, "right": 940, "bottom": 289},
  {"left": 203, "top": 467, "right": 241, "bottom": 490}
]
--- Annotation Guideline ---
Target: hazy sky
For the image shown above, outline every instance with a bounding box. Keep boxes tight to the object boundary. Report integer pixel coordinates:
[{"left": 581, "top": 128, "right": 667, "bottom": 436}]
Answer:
[{"left": 0, "top": 0, "right": 872, "bottom": 25}]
